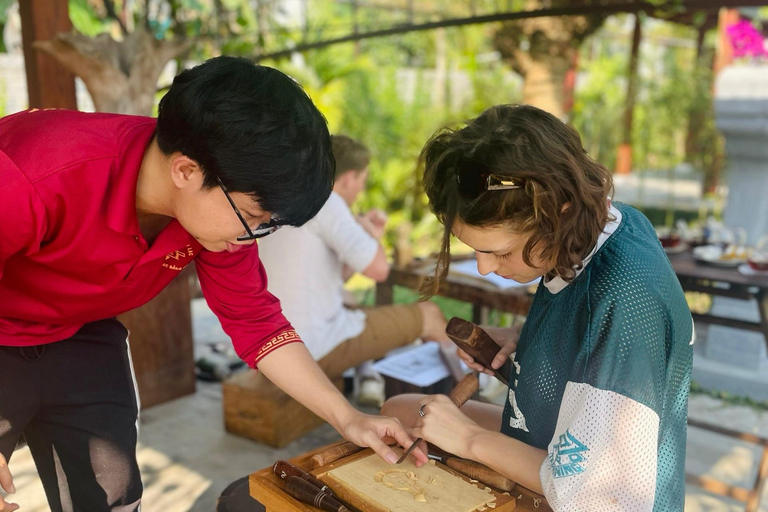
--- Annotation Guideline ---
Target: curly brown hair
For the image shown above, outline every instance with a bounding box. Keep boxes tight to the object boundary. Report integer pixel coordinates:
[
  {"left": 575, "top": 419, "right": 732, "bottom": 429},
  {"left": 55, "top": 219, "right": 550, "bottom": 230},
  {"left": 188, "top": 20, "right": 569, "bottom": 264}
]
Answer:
[{"left": 420, "top": 104, "right": 614, "bottom": 299}]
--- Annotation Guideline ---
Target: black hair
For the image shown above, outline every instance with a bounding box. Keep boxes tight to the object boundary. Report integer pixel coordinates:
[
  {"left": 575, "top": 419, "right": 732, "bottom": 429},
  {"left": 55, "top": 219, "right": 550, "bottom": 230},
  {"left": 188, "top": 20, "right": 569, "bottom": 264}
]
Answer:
[{"left": 156, "top": 56, "right": 335, "bottom": 226}]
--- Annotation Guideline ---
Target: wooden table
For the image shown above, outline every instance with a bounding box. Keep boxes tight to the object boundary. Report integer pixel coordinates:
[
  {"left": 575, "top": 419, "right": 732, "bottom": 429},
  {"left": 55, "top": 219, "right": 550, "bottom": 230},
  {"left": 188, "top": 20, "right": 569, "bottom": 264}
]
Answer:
[
  {"left": 376, "top": 254, "right": 768, "bottom": 512},
  {"left": 665, "top": 251, "right": 768, "bottom": 512},
  {"left": 249, "top": 441, "right": 551, "bottom": 512},
  {"left": 375, "top": 259, "right": 535, "bottom": 323},
  {"left": 666, "top": 250, "right": 768, "bottom": 352},
  {"left": 378, "top": 254, "right": 768, "bottom": 349}
]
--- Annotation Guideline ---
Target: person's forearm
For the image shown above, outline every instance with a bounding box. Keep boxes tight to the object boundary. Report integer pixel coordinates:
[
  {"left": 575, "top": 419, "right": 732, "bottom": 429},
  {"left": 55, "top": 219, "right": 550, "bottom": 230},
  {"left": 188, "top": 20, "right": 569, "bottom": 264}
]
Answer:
[
  {"left": 257, "top": 343, "right": 356, "bottom": 431},
  {"left": 467, "top": 428, "right": 547, "bottom": 494},
  {"left": 342, "top": 264, "right": 355, "bottom": 282}
]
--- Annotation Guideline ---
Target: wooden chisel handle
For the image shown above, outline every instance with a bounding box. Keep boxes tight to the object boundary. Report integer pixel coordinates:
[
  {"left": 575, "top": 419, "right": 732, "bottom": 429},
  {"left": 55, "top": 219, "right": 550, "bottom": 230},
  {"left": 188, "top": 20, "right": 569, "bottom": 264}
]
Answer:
[
  {"left": 397, "top": 373, "right": 479, "bottom": 464},
  {"left": 446, "top": 317, "right": 513, "bottom": 385},
  {"left": 273, "top": 460, "right": 334, "bottom": 496},
  {"left": 284, "top": 476, "right": 351, "bottom": 512},
  {"left": 448, "top": 372, "right": 480, "bottom": 408},
  {"left": 445, "top": 457, "right": 516, "bottom": 492},
  {"left": 311, "top": 441, "right": 365, "bottom": 469}
]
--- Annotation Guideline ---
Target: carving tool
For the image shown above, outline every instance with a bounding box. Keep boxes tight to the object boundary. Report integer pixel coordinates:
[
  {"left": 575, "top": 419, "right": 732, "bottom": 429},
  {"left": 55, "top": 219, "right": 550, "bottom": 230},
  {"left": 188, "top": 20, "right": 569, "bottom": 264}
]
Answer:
[
  {"left": 396, "top": 372, "right": 479, "bottom": 464},
  {"left": 438, "top": 342, "right": 469, "bottom": 383},
  {"left": 427, "top": 450, "right": 516, "bottom": 491},
  {"left": 310, "top": 441, "right": 365, "bottom": 469},
  {"left": 284, "top": 476, "right": 351, "bottom": 512},
  {"left": 273, "top": 460, "right": 335, "bottom": 496},
  {"left": 446, "top": 317, "right": 513, "bottom": 386}
]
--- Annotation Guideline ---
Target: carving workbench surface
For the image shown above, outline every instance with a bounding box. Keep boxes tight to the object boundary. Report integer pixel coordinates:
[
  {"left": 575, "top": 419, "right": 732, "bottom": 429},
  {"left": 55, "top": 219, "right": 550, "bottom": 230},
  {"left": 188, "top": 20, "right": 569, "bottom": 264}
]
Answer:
[{"left": 325, "top": 454, "right": 498, "bottom": 512}]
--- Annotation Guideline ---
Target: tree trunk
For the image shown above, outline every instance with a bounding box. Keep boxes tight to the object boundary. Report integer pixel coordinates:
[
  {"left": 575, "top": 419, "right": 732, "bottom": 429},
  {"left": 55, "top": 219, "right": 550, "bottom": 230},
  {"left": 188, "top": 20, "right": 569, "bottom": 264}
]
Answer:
[
  {"left": 492, "top": 2, "right": 606, "bottom": 119},
  {"left": 34, "top": 26, "right": 192, "bottom": 115},
  {"left": 520, "top": 59, "right": 567, "bottom": 119}
]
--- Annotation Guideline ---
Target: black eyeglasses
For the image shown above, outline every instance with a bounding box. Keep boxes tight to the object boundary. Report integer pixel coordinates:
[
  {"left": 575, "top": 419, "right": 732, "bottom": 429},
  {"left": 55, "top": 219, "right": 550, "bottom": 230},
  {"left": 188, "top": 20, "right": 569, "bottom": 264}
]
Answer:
[
  {"left": 454, "top": 157, "right": 525, "bottom": 199},
  {"left": 216, "top": 176, "right": 282, "bottom": 241}
]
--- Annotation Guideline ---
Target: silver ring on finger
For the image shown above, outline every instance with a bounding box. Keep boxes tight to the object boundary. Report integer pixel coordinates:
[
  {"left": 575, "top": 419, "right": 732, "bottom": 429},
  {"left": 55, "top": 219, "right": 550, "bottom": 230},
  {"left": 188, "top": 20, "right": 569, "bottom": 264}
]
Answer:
[{"left": 419, "top": 404, "right": 426, "bottom": 417}]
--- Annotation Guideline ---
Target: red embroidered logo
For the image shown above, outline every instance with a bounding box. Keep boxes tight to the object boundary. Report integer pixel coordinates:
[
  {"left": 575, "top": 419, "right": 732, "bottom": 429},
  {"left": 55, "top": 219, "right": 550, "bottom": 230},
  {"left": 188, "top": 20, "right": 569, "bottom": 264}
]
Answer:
[{"left": 162, "top": 245, "right": 195, "bottom": 271}]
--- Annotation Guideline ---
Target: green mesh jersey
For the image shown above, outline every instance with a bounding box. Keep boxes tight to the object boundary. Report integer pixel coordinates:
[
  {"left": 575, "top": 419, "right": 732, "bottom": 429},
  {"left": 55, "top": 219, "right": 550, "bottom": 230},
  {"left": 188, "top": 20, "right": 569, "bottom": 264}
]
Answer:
[{"left": 501, "top": 203, "right": 693, "bottom": 512}]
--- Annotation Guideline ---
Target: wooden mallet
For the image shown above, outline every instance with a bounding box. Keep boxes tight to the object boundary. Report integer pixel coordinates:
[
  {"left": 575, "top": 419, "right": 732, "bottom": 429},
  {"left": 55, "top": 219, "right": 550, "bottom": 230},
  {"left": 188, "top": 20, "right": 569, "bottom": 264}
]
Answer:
[{"left": 445, "top": 317, "right": 513, "bottom": 386}]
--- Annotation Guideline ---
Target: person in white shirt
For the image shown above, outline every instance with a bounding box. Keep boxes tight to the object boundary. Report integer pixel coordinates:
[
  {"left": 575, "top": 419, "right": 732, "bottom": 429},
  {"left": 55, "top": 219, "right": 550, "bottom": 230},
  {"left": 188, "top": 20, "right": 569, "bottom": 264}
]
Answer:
[{"left": 258, "top": 135, "right": 454, "bottom": 406}]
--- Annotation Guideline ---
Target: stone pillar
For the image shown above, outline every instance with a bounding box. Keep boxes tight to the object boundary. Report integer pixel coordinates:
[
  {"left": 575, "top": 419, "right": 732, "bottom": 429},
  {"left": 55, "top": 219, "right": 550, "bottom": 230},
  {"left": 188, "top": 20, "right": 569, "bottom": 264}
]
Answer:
[{"left": 695, "top": 65, "right": 768, "bottom": 400}]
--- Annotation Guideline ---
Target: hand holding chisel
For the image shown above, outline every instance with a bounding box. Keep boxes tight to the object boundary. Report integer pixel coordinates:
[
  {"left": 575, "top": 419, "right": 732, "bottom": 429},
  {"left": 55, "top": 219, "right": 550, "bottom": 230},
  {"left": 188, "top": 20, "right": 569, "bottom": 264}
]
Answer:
[{"left": 396, "top": 372, "right": 479, "bottom": 463}]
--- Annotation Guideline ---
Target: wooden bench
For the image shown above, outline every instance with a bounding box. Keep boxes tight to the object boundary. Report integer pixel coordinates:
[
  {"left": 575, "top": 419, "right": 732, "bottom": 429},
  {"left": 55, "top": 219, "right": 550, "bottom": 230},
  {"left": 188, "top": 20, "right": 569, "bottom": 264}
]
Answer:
[
  {"left": 686, "top": 419, "right": 768, "bottom": 512},
  {"left": 222, "top": 371, "right": 344, "bottom": 448}
]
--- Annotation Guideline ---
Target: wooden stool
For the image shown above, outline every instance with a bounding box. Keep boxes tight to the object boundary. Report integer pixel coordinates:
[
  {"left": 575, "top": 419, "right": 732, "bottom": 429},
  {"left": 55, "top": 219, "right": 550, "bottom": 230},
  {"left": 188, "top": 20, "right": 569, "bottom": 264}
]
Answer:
[{"left": 222, "top": 371, "right": 344, "bottom": 448}]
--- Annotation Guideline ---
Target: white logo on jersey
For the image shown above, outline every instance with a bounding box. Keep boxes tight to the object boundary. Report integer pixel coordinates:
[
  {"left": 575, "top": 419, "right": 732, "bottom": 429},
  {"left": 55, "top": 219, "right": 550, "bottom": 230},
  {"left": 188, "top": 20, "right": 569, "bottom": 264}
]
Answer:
[{"left": 508, "top": 359, "right": 529, "bottom": 432}]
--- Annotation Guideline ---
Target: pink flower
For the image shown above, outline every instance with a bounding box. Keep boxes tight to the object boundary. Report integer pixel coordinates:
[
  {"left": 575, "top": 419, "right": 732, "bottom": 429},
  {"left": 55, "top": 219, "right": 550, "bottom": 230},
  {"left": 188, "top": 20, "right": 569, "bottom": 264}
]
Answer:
[{"left": 726, "top": 20, "right": 768, "bottom": 59}]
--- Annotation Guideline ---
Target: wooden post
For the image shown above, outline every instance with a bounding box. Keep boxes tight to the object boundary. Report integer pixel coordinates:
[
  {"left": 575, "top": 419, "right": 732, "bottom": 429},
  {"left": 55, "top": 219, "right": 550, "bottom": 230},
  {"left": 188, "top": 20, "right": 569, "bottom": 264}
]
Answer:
[
  {"left": 375, "top": 278, "right": 394, "bottom": 306},
  {"left": 616, "top": 13, "right": 642, "bottom": 175},
  {"left": 714, "top": 8, "right": 739, "bottom": 76},
  {"left": 18, "top": 0, "right": 77, "bottom": 109},
  {"left": 562, "top": 51, "right": 579, "bottom": 118}
]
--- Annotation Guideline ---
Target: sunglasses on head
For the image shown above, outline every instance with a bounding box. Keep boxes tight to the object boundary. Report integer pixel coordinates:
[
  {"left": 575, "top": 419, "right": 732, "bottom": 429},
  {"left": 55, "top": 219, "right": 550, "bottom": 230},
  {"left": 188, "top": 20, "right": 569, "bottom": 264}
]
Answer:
[{"left": 453, "top": 157, "right": 525, "bottom": 199}]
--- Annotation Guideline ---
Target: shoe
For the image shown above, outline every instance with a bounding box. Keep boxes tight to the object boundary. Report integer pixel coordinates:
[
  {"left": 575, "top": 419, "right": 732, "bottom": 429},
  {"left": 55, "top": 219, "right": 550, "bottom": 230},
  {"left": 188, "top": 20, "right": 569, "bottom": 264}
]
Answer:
[
  {"left": 479, "top": 374, "right": 507, "bottom": 405},
  {"left": 356, "top": 377, "right": 386, "bottom": 408}
]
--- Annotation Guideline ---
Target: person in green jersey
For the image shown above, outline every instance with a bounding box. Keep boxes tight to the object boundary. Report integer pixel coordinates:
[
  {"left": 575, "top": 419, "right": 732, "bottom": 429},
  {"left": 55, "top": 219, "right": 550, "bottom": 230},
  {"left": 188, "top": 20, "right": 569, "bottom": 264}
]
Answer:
[{"left": 383, "top": 104, "right": 694, "bottom": 511}]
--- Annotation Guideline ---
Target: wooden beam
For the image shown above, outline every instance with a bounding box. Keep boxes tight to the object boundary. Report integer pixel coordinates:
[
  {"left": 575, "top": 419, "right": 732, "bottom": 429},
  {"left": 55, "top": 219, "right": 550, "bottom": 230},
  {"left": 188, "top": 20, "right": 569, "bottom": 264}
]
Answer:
[
  {"left": 685, "top": 473, "right": 751, "bottom": 503},
  {"left": 254, "top": 0, "right": 768, "bottom": 62},
  {"left": 19, "top": 0, "right": 77, "bottom": 109}
]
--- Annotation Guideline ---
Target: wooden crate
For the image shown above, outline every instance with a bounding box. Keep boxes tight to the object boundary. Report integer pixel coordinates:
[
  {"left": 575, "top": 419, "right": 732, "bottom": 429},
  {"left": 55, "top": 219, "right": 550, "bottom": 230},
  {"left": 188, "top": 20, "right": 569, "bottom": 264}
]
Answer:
[{"left": 223, "top": 371, "right": 344, "bottom": 448}]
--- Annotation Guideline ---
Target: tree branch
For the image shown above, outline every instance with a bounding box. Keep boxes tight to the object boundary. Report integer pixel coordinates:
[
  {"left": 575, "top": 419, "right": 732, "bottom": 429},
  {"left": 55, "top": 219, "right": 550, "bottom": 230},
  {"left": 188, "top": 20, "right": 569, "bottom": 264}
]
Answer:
[{"left": 102, "top": 0, "right": 129, "bottom": 36}]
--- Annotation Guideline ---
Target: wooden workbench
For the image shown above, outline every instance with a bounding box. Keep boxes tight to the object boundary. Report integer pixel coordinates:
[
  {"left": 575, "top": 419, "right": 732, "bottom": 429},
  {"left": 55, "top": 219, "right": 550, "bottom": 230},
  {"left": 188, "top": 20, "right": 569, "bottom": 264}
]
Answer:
[{"left": 250, "top": 441, "right": 551, "bottom": 512}]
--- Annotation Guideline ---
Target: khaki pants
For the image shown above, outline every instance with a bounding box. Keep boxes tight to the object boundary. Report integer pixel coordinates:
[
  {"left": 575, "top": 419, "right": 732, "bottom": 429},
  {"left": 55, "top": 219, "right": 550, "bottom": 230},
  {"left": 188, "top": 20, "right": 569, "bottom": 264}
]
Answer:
[{"left": 246, "top": 303, "right": 424, "bottom": 393}]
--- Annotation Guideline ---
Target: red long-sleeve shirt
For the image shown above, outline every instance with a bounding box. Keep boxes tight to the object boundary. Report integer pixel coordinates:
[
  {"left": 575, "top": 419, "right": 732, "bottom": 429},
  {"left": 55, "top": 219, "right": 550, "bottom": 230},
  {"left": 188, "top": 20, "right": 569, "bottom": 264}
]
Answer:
[{"left": 0, "top": 109, "right": 301, "bottom": 367}]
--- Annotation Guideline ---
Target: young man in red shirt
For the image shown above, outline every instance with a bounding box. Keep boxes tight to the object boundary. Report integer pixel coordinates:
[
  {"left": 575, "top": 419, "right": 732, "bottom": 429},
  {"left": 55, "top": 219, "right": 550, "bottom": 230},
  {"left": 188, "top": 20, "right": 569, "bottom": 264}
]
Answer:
[{"left": 0, "top": 56, "right": 426, "bottom": 512}]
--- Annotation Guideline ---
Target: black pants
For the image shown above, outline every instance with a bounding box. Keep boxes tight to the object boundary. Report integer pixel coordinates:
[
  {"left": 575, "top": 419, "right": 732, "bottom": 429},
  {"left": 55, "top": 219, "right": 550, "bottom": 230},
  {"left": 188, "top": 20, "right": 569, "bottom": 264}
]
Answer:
[{"left": 0, "top": 319, "right": 142, "bottom": 512}]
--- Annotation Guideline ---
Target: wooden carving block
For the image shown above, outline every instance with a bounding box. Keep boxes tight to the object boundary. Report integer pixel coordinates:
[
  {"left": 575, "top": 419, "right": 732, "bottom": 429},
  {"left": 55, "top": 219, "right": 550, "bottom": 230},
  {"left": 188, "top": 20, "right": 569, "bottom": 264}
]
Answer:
[{"left": 313, "top": 449, "right": 516, "bottom": 512}]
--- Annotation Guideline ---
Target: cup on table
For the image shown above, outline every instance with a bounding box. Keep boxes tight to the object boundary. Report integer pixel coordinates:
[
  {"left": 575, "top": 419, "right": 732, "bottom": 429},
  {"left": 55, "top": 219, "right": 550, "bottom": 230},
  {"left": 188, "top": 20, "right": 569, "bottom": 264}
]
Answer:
[{"left": 748, "top": 236, "right": 768, "bottom": 272}]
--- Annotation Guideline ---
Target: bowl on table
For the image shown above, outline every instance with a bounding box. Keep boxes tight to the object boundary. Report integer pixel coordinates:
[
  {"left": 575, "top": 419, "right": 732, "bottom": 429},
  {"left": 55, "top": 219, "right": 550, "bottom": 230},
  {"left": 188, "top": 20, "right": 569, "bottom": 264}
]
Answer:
[{"left": 693, "top": 244, "right": 748, "bottom": 267}]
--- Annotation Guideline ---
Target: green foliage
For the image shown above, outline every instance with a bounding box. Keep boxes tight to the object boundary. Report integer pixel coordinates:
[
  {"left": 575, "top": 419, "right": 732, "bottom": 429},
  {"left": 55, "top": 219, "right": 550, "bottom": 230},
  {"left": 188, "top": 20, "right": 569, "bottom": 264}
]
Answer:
[
  {"left": 690, "top": 380, "right": 768, "bottom": 412},
  {"left": 262, "top": 17, "right": 518, "bottom": 256},
  {"left": 571, "top": 49, "right": 627, "bottom": 169},
  {"left": 69, "top": 0, "right": 115, "bottom": 36},
  {"left": 0, "top": 0, "right": 14, "bottom": 52},
  {"left": 356, "top": 285, "right": 474, "bottom": 323},
  {"left": 0, "top": 0, "right": 12, "bottom": 22},
  {"left": 573, "top": 17, "right": 721, "bottom": 192},
  {"left": 0, "top": 79, "right": 6, "bottom": 117},
  {"left": 66, "top": 1, "right": 716, "bottom": 258}
]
